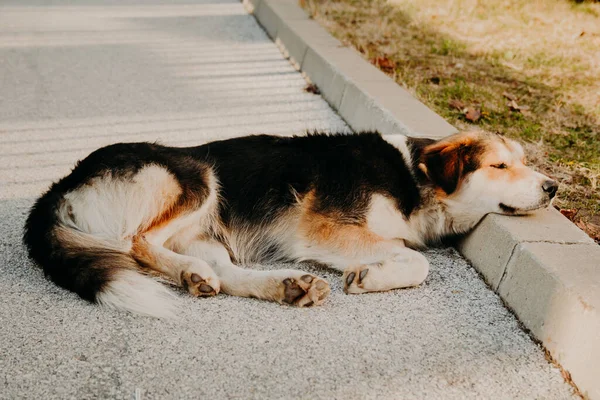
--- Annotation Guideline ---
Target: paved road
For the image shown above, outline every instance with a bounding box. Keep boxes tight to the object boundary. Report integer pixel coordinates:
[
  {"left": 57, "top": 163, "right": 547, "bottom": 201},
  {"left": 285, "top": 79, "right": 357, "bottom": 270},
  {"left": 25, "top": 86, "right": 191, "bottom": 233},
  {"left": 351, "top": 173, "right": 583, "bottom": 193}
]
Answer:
[{"left": 0, "top": 1, "right": 576, "bottom": 399}]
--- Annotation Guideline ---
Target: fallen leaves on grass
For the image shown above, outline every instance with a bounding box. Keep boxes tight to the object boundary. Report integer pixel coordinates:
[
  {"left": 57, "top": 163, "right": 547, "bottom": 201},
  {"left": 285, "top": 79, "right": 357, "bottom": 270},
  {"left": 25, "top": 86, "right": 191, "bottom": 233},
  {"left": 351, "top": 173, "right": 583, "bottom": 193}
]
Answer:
[
  {"left": 449, "top": 99, "right": 465, "bottom": 110},
  {"left": 465, "top": 107, "right": 481, "bottom": 122},
  {"left": 508, "top": 99, "right": 531, "bottom": 115},
  {"left": 370, "top": 56, "right": 396, "bottom": 72},
  {"left": 502, "top": 91, "right": 517, "bottom": 101},
  {"left": 575, "top": 220, "right": 600, "bottom": 244},
  {"left": 559, "top": 208, "right": 578, "bottom": 220},
  {"left": 449, "top": 100, "right": 481, "bottom": 122},
  {"left": 558, "top": 207, "right": 600, "bottom": 243}
]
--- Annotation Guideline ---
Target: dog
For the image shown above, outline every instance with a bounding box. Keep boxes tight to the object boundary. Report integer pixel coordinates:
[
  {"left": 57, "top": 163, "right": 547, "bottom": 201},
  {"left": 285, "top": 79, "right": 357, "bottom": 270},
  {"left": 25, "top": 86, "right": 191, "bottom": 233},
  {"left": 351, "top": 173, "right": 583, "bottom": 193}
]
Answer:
[{"left": 23, "top": 130, "right": 558, "bottom": 317}]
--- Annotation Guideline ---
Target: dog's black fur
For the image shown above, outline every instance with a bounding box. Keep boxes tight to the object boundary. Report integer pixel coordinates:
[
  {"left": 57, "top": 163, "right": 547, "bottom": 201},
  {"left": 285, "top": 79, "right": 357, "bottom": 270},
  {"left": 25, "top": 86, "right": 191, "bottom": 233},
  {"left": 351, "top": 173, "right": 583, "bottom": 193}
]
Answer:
[{"left": 197, "top": 133, "right": 427, "bottom": 223}]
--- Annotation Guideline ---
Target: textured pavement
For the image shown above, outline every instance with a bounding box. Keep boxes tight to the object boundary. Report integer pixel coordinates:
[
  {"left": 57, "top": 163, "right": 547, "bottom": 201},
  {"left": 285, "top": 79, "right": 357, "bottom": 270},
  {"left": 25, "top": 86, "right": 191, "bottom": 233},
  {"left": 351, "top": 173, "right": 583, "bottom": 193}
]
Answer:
[{"left": 0, "top": 1, "right": 576, "bottom": 399}]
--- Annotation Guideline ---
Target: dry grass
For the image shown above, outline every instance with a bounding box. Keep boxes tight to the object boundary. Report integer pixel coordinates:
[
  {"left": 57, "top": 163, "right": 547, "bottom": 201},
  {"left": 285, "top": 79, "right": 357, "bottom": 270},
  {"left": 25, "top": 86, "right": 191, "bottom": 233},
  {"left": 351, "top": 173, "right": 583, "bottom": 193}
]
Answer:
[{"left": 302, "top": 0, "right": 600, "bottom": 242}]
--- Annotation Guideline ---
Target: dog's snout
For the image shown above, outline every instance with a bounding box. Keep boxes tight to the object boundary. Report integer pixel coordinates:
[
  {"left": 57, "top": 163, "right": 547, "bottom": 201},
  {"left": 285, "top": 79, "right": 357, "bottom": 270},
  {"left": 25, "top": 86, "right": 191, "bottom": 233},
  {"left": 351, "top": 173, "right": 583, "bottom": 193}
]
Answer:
[{"left": 542, "top": 180, "right": 558, "bottom": 199}]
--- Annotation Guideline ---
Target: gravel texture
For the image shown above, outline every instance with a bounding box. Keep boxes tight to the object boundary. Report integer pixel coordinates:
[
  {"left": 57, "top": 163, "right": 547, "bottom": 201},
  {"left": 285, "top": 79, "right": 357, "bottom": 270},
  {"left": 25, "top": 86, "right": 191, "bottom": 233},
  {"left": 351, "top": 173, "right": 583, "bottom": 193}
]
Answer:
[{"left": 0, "top": 1, "right": 576, "bottom": 399}]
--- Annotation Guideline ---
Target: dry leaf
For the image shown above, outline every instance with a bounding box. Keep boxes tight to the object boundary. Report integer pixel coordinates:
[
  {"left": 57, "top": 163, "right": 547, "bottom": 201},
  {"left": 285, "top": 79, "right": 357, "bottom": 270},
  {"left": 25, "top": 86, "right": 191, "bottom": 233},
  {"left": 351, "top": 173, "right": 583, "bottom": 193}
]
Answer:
[
  {"left": 503, "top": 91, "right": 517, "bottom": 101},
  {"left": 508, "top": 98, "right": 532, "bottom": 116},
  {"left": 465, "top": 107, "right": 481, "bottom": 122},
  {"left": 371, "top": 57, "right": 396, "bottom": 71},
  {"left": 576, "top": 220, "right": 600, "bottom": 243},
  {"left": 449, "top": 99, "right": 465, "bottom": 110},
  {"left": 304, "top": 83, "right": 320, "bottom": 95},
  {"left": 559, "top": 208, "right": 578, "bottom": 220}
]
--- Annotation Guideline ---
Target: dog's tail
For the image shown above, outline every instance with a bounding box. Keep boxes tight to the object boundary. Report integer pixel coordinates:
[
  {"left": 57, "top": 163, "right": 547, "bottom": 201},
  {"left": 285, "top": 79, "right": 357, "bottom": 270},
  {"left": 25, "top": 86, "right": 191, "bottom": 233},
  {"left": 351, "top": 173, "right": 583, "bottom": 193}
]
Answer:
[{"left": 23, "top": 187, "right": 179, "bottom": 318}]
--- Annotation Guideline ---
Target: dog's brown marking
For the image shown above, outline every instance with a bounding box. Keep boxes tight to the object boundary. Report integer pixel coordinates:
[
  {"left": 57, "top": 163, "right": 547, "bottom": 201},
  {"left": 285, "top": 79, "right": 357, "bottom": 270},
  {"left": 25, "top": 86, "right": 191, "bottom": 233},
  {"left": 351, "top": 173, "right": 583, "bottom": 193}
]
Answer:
[
  {"left": 420, "top": 131, "right": 489, "bottom": 195},
  {"left": 297, "top": 190, "right": 383, "bottom": 257},
  {"left": 138, "top": 165, "right": 212, "bottom": 236},
  {"left": 484, "top": 164, "right": 530, "bottom": 183},
  {"left": 482, "top": 140, "right": 531, "bottom": 183},
  {"left": 130, "top": 234, "right": 157, "bottom": 269}
]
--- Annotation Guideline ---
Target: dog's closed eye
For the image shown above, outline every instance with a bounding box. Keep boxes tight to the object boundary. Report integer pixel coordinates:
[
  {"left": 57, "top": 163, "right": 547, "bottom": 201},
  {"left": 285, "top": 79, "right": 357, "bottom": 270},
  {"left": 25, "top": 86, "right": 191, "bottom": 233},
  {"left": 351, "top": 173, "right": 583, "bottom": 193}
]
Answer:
[{"left": 491, "top": 163, "right": 508, "bottom": 169}]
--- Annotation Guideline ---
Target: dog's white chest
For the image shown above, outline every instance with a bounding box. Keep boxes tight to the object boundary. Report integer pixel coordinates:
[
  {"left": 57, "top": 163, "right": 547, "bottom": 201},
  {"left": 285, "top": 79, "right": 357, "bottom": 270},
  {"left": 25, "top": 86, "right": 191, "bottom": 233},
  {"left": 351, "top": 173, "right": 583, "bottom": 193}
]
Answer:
[{"left": 366, "top": 194, "right": 415, "bottom": 242}]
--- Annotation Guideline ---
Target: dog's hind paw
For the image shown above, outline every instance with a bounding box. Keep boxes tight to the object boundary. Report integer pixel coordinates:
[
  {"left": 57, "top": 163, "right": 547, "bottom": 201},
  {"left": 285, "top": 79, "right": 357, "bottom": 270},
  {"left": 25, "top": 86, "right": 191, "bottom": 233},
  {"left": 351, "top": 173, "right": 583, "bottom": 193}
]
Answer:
[
  {"left": 181, "top": 268, "right": 220, "bottom": 297},
  {"left": 281, "top": 274, "right": 330, "bottom": 307}
]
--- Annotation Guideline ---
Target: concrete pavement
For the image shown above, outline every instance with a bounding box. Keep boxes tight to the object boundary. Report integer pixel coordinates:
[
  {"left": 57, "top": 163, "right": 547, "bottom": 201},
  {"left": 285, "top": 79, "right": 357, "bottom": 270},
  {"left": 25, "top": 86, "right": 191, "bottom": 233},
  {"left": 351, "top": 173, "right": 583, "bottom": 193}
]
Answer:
[{"left": 0, "top": 1, "right": 576, "bottom": 399}]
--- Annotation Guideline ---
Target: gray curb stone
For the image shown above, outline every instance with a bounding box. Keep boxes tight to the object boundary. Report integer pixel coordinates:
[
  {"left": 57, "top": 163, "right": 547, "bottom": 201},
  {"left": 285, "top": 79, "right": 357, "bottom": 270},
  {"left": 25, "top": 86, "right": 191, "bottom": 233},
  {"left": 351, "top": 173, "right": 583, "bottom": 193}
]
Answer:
[
  {"left": 498, "top": 242, "right": 600, "bottom": 399},
  {"left": 458, "top": 208, "right": 595, "bottom": 290},
  {"left": 247, "top": 0, "right": 600, "bottom": 397}
]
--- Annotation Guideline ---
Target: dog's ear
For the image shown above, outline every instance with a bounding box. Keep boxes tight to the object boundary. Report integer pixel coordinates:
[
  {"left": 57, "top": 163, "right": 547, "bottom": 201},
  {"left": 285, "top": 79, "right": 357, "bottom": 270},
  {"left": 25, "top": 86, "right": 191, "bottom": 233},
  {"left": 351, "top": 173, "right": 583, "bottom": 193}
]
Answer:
[{"left": 419, "top": 136, "right": 476, "bottom": 195}]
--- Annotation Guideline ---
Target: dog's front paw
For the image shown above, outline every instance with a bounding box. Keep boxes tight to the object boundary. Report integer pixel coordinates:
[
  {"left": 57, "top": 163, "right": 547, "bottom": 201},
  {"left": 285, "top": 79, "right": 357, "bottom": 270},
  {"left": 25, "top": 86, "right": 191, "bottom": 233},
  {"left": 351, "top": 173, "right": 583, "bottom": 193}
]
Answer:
[
  {"left": 280, "top": 274, "right": 330, "bottom": 307},
  {"left": 343, "top": 254, "right": 429, "bottom": 294},
  {"left": 343, "top": 265, "right": 375, "bottom": 294}
]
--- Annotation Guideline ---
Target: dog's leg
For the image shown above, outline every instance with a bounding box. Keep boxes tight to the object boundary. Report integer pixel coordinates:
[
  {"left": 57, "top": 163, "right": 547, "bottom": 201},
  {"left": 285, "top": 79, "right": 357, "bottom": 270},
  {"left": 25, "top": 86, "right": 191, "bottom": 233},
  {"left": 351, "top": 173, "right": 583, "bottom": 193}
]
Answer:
[
  {"left": 131, "top": 235, "right": 220, "bottom": 297},
  {"left": 295, "top": 211, "right": 430, "bottom": 293},
  {"left": 341, "top": 247, "right": 429, "bottom": 294},
  {"left": 300, "top": 239, "right": 429, "bottom": 294},
  {"left": 180, "top": 239, "right": 330, "bottom": 307}
]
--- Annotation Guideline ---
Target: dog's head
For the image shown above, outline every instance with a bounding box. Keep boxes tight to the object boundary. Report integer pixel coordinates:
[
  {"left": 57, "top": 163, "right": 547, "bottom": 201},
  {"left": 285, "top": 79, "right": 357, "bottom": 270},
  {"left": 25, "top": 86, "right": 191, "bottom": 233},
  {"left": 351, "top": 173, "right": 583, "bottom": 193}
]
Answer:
[{"left": 419, "top": 130, "right": 558, "bottom": 217}]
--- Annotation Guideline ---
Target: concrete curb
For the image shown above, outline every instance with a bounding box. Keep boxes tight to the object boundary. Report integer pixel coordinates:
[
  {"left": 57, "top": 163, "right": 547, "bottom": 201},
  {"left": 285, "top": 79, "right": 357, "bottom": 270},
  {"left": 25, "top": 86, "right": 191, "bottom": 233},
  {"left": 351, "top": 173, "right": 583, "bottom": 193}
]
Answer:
[{"left": 247, "top": 0, "right": 600, "bottom": 398}]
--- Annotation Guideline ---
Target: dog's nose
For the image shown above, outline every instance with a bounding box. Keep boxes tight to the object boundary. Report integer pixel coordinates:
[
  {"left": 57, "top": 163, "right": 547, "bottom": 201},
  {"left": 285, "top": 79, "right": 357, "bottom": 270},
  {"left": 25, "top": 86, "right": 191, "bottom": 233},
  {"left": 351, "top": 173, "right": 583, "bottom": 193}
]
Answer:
[{"left": 542, "top": 180, "right": 558, "bottom": 199}]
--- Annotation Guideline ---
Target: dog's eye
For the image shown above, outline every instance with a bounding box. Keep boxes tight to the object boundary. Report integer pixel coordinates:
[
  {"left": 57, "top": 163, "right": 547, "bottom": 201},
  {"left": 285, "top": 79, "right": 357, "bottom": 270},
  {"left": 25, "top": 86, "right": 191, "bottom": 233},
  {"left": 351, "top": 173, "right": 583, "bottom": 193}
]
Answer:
[{"left": 492, "top": 163, "right": 508, "bottom": 169}]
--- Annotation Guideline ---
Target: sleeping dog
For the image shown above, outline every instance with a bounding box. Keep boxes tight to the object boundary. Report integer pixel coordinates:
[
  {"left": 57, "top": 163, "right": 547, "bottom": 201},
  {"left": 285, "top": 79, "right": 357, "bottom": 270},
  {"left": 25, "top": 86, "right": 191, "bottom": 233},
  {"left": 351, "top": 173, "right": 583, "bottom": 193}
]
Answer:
[{"left": 24, "top": 131, "right": 558, "bottom": 317}]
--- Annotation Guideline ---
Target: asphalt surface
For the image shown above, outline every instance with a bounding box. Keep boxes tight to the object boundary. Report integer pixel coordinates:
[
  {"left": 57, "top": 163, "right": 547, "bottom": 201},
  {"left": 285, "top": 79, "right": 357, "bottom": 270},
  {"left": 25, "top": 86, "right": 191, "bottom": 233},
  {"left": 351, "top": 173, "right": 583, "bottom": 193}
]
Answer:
[{"left": 0, "top": 1, "right": 576, "bottom": 399}]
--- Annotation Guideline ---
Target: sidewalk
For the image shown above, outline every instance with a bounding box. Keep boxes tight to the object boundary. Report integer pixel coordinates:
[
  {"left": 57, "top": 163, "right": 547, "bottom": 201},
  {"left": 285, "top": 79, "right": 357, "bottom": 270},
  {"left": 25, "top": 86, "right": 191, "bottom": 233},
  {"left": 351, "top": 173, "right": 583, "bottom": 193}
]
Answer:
[{"left": 0, "top": 1, "right": 576, "bottom": 399}]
